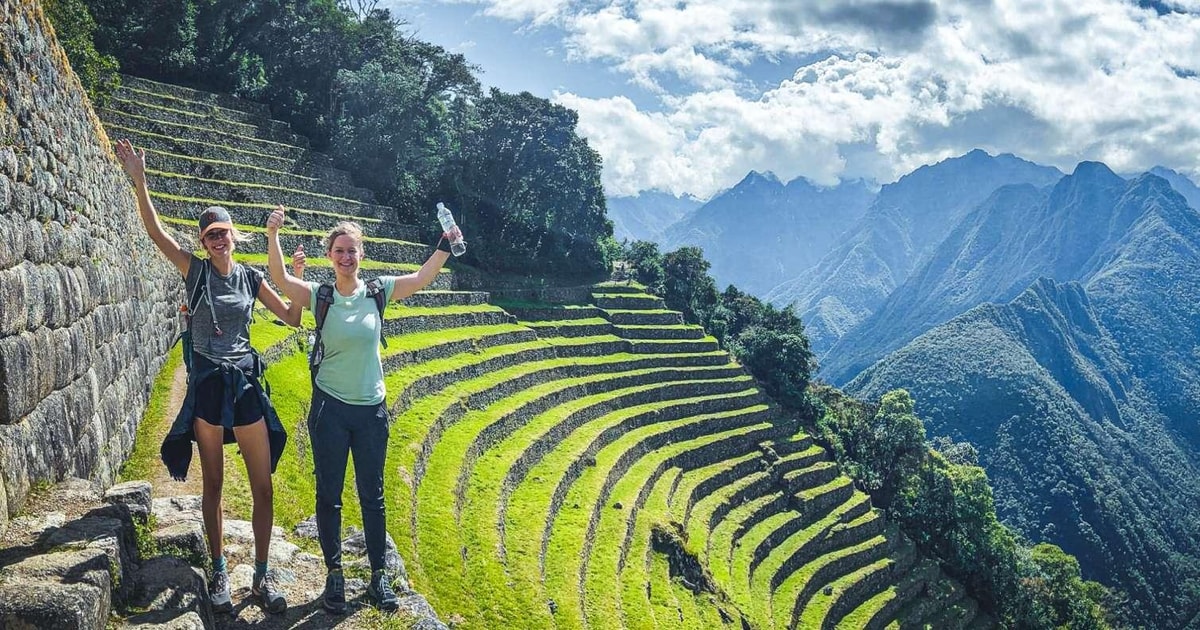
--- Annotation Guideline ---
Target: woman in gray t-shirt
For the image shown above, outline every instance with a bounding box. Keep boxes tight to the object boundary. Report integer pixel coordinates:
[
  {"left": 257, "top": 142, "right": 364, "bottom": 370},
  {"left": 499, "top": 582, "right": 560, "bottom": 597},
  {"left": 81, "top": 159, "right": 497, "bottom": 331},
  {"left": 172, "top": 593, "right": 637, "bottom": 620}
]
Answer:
[{"left": 116, "top": 139, "right": 303, "bottom": 615}]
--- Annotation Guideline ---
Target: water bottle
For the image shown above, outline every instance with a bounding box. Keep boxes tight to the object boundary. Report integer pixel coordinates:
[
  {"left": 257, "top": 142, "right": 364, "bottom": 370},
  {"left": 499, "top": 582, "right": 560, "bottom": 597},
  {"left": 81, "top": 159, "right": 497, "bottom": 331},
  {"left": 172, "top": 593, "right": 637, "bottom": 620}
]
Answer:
[{"left": 436, "top": 202, "right": 467, "bottom": 256}]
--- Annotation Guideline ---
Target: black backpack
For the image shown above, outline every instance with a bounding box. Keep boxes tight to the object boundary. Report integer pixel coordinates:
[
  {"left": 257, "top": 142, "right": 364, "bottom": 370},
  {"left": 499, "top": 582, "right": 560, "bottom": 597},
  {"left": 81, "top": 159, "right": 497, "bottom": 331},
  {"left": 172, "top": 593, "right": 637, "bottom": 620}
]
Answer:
[{"left": 308, "top": 278, "right": 389, "bottom": 379}]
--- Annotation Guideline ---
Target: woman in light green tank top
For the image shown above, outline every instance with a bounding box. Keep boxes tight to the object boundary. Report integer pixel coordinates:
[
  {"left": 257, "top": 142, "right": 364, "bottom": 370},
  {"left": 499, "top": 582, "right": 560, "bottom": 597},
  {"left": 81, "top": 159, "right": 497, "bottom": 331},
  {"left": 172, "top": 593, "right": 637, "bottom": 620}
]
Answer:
[{"left": 264, "top": 206, "right": 461, "bottom": 614}]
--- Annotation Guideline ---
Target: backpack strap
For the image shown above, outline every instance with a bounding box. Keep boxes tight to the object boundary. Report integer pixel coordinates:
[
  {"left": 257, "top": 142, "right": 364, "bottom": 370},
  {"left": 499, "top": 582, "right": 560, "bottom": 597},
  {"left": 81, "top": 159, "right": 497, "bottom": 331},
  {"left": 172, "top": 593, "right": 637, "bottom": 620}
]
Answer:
[
  {"left": 187, "top": 259, "right": 209, "bottom": 314},
  {"left": 313, "top": 283, "right": 335, "bottom": 332},
  {"left": 308, "top": 283, "right": 336, "bottom": 379},
  {"left": 364, "top": 278, "right": 390, "bottom": 350}
]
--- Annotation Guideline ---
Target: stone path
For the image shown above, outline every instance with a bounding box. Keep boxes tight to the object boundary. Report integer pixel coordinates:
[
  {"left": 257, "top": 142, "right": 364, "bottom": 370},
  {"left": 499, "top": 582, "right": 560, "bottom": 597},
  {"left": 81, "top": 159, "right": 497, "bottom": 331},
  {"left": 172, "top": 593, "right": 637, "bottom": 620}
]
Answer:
[{"left": 0, "top": 477, "right": 447, "bottom": 629}]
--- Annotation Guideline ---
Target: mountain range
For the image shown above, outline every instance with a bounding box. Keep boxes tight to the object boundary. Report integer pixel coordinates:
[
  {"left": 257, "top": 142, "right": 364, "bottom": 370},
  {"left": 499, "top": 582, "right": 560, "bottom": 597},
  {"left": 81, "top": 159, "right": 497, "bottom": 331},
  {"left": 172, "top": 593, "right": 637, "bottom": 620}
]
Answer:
[
  {"left": 607, "top": 152, "right": 1200, "bottom": 627},
  {"left": 658, "top": 172, "right": 875, "bottom": 295}
]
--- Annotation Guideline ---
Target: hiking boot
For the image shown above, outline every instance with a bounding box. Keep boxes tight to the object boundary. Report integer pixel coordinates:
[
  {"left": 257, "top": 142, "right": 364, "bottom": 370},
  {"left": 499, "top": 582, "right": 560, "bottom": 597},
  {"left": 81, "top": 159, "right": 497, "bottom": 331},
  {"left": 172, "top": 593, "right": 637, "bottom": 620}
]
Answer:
[
  {"left": 252, "top": 569, "right": 287, "bottom": 614},
  {"left": 367, "top": 569, "right": 399, "bottom": 613},
  {"left": 322, "top": 570, "right": 346, "bottom": 614},
  {"left": 209, "top": 569, "right": 232, "bottom": 613}
]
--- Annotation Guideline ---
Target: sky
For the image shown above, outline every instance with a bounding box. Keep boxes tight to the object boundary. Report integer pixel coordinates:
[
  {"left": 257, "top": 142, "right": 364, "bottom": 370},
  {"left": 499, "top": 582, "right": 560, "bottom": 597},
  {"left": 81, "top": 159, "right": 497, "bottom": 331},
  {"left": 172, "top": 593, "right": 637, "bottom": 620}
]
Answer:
[{"left": 380, "top": 0, "right": 1200, "bottom": 199}]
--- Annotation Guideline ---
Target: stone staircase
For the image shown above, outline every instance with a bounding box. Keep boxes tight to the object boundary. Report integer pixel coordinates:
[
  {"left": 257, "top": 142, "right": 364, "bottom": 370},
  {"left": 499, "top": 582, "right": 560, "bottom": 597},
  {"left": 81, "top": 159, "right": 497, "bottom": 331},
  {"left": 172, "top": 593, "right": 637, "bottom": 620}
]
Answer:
[{"left": 97, "top": 75, "right": 468, "bottom": 297}]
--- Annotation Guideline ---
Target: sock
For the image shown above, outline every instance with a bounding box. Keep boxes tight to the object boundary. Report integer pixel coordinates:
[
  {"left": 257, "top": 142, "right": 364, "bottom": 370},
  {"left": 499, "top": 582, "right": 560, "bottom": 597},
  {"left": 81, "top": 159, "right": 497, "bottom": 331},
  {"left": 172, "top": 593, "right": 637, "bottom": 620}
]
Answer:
[
  {"left": 212, "top": 555, "right": 227, "bottom": 574},
  {"left": 254, "top": 560, "right": 268, "bottom": 581}
]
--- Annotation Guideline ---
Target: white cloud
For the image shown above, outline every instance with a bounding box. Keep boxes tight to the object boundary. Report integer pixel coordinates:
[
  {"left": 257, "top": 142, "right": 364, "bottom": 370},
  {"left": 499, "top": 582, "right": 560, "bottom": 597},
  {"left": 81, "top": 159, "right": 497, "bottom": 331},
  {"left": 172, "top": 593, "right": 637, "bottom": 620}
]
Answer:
[{"left": 410, "top": 0, "right": 1200, "bottom": 197}]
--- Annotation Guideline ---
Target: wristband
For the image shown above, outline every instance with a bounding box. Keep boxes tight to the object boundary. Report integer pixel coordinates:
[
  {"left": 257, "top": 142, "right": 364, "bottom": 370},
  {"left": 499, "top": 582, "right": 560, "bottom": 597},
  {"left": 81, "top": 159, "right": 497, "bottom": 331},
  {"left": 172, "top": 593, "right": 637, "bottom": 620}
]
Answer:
[{"left": 435, "top": 236, "right": 452, "bottom": 253}]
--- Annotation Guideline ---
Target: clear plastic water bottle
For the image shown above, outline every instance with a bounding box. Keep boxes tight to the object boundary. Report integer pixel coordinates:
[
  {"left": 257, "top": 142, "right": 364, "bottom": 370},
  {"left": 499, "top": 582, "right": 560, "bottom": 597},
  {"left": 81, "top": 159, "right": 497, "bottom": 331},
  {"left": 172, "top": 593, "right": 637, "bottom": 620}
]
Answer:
[{"left": 436, "top": 202, "right": 467, "bottom": 256}]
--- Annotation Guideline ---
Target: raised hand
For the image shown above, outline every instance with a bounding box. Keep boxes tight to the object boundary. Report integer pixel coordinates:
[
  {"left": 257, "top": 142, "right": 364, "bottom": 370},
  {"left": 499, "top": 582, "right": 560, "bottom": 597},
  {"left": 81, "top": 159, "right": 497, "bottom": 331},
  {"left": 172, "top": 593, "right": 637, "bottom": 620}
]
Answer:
[
  {"left": 266, "top": 204, "right": 286, "bottom": 236},
  {"left": 292, "top": 244, "right": 306, "bottom": 278},
  {"left": 114, "top": 139, "right": 147, "bottom": 184}
]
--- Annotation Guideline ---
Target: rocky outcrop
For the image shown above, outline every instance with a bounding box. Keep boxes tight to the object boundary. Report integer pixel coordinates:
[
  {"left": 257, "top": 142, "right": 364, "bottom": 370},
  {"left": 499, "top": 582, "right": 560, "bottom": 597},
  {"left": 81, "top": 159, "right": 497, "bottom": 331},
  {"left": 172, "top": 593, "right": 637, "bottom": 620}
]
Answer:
[{"left": 0, "top": 0, "right": 177, "bottom": 536}]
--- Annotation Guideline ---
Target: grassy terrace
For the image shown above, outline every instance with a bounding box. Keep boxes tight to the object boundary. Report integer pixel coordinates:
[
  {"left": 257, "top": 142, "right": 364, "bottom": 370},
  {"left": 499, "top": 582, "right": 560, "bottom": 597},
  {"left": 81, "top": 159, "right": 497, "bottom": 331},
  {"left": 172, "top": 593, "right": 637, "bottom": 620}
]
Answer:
[{"left": 428, "top": 378, "right": 760, "bottom": 626}]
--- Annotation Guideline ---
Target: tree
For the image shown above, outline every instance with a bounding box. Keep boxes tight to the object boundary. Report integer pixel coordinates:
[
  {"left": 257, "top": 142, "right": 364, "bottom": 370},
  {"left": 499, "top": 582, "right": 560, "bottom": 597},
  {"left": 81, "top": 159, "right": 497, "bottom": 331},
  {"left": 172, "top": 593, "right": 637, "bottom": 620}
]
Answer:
[
  {"left": 624, "top": 240, "right": 664, "bottom": 292},
  {"left": 729, "top": 325, "right": 813, "bottom": 409},
  {"left": 661, "top": 247, "right": 718, "bottom": 325},
  {"left": 43, "top": 0, "right": 121, "bottom": 101},
  {"left": 454, "top": 89, "right": 611, "bottom": 276}
]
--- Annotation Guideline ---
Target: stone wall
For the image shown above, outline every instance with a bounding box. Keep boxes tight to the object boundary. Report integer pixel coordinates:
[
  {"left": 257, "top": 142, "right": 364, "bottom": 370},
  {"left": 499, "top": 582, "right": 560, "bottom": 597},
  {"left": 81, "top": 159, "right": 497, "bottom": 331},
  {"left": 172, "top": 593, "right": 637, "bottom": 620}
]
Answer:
[{"left": 0, "top": 0, "right": 178, "bottom": 536}]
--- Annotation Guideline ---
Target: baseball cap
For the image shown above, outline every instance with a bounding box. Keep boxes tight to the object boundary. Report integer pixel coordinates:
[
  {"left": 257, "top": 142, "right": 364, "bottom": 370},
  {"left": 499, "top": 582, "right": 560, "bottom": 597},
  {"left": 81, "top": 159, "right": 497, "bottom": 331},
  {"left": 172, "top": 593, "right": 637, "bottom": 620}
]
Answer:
[{"left": 199, "top": 206, "right": 233, "bottom": 238}]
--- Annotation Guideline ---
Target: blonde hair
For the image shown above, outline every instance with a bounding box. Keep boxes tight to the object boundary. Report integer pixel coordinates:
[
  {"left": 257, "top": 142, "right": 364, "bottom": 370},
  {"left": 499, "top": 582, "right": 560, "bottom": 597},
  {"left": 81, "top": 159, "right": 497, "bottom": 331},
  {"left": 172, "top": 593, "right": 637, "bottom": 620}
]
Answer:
[{"left": 324, "top": 221, "right": 365, "bottom": 252}]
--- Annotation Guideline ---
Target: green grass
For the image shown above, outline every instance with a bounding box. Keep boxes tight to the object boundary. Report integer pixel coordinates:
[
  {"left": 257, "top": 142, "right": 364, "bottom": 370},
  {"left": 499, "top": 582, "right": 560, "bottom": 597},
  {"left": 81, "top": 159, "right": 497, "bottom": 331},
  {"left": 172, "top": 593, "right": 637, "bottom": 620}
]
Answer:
[
  {"left": 707, "top": 492, "right": 783, "bottom": 587},
  {"left": 684, "top": 470, "right": 769, "bottom": 559},
  {"left": 666, "top": 452, "right": 762, "bottom": 525},
  {"left": 390, "top": 344, "right": 741, "bottom": 621},
  {"left": 621, "top": 469, "right": 679, "bottom": 630},
  {"left": 118, "top": 342, "right": 183, "bottom": 482}
]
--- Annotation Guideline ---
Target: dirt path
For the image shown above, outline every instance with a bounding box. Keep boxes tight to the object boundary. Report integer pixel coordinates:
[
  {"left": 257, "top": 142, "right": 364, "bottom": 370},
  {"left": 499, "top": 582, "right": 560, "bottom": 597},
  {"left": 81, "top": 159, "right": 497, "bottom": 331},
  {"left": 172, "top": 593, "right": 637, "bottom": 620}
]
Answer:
[{"left": 147, "top": 361, "right": 205, "bottom": 498}]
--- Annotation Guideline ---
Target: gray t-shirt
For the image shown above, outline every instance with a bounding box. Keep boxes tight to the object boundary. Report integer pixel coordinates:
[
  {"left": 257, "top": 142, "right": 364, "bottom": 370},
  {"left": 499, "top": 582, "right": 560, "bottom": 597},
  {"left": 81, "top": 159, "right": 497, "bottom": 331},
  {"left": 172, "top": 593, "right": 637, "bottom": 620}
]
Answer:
[{"left": 185, "top": 254, "right": 262, "bottom": 362}]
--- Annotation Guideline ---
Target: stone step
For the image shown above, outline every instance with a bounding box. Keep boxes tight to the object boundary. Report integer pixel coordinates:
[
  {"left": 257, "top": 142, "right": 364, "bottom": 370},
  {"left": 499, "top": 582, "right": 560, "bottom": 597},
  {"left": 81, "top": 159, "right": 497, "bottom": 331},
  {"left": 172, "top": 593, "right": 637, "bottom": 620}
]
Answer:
[
  {"left": 144, "top": 148, "right": 378, "bottom": 204},
  {"left": 114, "top": 84, "right": 294, "bottom": 136},
  {"left": 147, "top": 169, "right": 396, "bottom": 222},
  {"left": 504, "top": 305, "right": 606, "bottom": 322},
  {"left": 590, "top": 282, "right": 649, "bottom": 294},
  {"left": 384, "top": 307, "right": 517, "bottom": 337},
  {"left": 107, "top": 95, "right": 308, "bottom": 147},
  {"left": 524, "top": 319, "right": 615, "bottom": 338},
  {"left": 629, "top": 337, "right": 721, "bottom": 354},
  {"left": 104, "top": 123, "right": 355, "bottom": 186},
  {"left": 613, "top": 324, "right": 706, "bottom": 340},
  {"left": 593, "top": 293, "right": 667, "bottom": 310},
  {"left": 121, "top": 75, "right": 272, "bottom": 117},
  {"left": 99, "top": 108, "right": 311, "bottom": 162},
  {"left": 602, "top": 309, "right": 684, "bottom": 326},
  {"left": 153, "top": 196, "right": 419, "bottom": 244},
  {"left": 162, "top": 217, "right": 431, "bottom": 267}
]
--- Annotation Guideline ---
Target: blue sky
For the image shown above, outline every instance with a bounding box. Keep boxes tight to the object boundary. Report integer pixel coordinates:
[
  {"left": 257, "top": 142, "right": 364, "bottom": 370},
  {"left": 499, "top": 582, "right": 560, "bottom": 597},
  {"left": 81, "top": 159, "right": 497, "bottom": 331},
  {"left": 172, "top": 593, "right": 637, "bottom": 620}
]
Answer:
[{"left": 382, "top": 0, "right": 1200, "bottom": 199}]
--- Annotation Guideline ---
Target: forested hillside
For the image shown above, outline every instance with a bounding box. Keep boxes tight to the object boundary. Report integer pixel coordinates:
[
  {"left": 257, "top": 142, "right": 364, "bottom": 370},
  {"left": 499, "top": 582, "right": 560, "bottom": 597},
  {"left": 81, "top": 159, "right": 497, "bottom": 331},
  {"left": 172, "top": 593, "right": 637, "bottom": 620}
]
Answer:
[
  {"left": 848, "top": 168, "right": 1200, "bottom": 626},
  {"left": 821, "top": 162, "right": 1162, "bottom": 384}
]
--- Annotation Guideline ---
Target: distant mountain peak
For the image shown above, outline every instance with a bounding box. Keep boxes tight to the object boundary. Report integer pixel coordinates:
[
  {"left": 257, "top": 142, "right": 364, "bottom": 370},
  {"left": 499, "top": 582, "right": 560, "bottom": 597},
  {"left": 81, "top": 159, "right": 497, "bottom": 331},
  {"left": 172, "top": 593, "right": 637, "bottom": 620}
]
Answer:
[
  {"left": 741, "top": 170, "right": 782, "bottom": 186},
  {"left": 1070, "top": 160, "right": 1121, "bottom": 180}
]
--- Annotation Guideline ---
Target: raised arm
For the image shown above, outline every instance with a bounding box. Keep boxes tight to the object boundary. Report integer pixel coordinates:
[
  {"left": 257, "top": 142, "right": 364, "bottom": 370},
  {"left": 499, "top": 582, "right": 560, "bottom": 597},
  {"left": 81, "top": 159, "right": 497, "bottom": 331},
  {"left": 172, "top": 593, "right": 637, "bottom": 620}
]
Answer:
[
  {"left": 115, "top": 139, "right": 191, "bottom": 275},
  {"left": 389, "top": 227, "right": 459, "bottom": 301},
  {"left": 265, "top": 205, "right": 312, "bottom": 307}
]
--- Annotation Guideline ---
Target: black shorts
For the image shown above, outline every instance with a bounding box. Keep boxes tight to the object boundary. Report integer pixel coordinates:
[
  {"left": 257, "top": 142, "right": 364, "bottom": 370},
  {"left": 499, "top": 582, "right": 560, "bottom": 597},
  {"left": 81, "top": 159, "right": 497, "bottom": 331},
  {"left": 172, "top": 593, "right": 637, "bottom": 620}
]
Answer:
[{"left": 194, "top": 373, "right": 265, "bottom": 428}]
